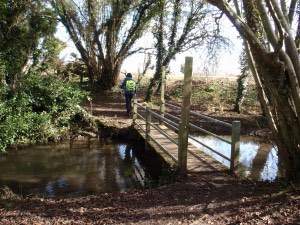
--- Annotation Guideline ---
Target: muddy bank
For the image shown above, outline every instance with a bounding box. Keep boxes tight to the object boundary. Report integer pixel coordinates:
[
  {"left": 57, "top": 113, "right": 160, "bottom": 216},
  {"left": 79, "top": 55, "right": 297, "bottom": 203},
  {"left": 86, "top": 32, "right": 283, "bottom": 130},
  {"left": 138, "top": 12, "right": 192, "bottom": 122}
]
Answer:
[
  {"left": 94, "top": 116, "right": 137, "bottom": 141},
  {"left": 69, "top": 106, "right": 139, "bottom": 143}
]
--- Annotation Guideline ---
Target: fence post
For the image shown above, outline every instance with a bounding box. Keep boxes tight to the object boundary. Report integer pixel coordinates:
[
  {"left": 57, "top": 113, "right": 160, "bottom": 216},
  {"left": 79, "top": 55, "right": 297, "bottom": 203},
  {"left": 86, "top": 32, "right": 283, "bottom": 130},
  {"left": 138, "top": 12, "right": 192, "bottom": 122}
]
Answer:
[
  {"left": 160, "top": 66, "right": 166, "bottom": 124},
  {"left": 132, "top": 98, "right": 138, "bottom": 125},
  {"left": 178, "top": 57, "right": 193, "bottom": 175},
  {"left": 146, "top": 103, "right": 152, "bottom": 142},
  {"left": 87, "top": 97, "right": 93, "bottom": 115},
  {"left": 230, "top": 121, "right": 241, "bottom": 174}
]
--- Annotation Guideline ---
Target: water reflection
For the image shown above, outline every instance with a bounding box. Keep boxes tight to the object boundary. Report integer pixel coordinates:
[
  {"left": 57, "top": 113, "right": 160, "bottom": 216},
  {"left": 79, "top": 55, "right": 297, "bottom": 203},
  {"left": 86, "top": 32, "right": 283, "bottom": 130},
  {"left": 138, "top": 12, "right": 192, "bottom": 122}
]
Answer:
[
  {"left": 189, "top": 136, "right": 278, "bottom": 181},
  {"left": 0, "top": 139, "right": 168, "bottom": 197}
]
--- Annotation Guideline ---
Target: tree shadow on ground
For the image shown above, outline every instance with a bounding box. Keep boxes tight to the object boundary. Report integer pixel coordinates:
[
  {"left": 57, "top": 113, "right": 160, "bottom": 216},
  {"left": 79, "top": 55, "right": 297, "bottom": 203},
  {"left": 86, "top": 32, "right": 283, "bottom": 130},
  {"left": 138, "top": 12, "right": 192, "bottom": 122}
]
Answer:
[{"left": 1, "top": 172, "right": 299, "bottom": 225}]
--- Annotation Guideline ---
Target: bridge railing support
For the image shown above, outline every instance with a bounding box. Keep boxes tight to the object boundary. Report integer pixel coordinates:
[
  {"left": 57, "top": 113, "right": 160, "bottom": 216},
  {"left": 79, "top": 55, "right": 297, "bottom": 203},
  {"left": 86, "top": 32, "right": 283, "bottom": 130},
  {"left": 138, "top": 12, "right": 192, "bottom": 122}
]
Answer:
[
  {"left": 146, "top": 103, "right": 152, "bottom": 142},
  {"left": 132, "top": 98, "right": 138, "bottom": 125},
  {"left": 159, "top": 66, "right": 166, "bottom": 124},
  {"left": 230, "top": 121, "right": 241, "bottom": 174},
  {"left": 178, "top": 57, "right": 193, "bottom": 175}
]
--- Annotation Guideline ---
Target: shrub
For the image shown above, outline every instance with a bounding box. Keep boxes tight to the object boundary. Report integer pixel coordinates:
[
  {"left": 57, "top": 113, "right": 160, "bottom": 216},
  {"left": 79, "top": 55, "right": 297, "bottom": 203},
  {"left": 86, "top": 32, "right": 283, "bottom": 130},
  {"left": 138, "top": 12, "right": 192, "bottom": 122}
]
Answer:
[{"left": 0, "top": 72, "right": 87, "bottom": 151}]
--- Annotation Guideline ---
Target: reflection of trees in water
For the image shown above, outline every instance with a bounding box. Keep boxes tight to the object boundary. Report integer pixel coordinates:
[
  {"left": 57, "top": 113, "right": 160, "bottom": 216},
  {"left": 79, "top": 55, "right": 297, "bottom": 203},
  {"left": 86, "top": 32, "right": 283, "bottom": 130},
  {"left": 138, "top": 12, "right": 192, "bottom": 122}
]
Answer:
[
  {"left": 277, "top": 149, "right": 284, "bottom": 179},
  {"left": 103, "top": 144, "right": 119, "bottom": 192},
  {"left": 0, "top": 140, "right": 168, "bottom": 196},
  {"left": 249, "top": 143, "right": 272, "bottom": 180},
  {"left": 59, "top": 141, "right": 135, "bottom": 194},
  {"left": 118, "top": 145, "right": 141, "bottom": 188},
  {"left": 0, "top": 140, "right": 135, "bottom": 195},
  {"left": 123, "top": 145, "right": 135, "bottom": 177},
  {"left": 50, "top": 141, "right": 136, "bottom": 194},
  {"left": 81, "top": 142, "right": 132, "bottom": 193}
]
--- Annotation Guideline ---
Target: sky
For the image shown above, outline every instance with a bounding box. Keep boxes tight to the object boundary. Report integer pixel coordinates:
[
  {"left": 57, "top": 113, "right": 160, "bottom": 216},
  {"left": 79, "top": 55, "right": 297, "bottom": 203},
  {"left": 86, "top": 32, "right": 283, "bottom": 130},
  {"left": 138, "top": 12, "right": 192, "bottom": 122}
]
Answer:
[{"left": 56, "top": 15, "right": 243, "bottom": 78}]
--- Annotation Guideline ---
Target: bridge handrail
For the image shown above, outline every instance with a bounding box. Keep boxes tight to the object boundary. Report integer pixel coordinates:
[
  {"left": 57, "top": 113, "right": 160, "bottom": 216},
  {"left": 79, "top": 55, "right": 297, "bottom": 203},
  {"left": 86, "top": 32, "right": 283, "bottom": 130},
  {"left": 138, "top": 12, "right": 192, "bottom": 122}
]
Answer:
[
  {"left": 148, "top": 108, "right": 180, "bottom": 131},
  {"left": 149, "top": 122, "right": 178, "bottom": 145},
  {"left": 188, "top": 135, "right": 231, "bottom": 161},
  {"left": 134, "top": 118, "right": 178, "bottom": 163},
  {"left": 135, "top": 103, "right": 180, "bottom": 130},
  {"left": 133, "top": 100, "right": 234, "bottom": 157},
  {"left": 164, "top": 110, "right": 231, "bottom": 144},
  {"left": 133, "top": 101, "right": 179, "bottom": 145},
  {"left": 134, "top": 101, "right": 180, "bottom": 132},
  {"left": 133, "top": 99, "right": 240, "bottom": 173},
  {"left": 134, "top": 101, "right": 232, "bottom": 156},
  {"left": 189, "top": 123, "right": 231, "bottom": 144},
  {"left": 165, "top": 102, "right": 232, "bottom": 128},
  {"left": 136, "top": 102, "right": 147, "bottom": 109},
  {"left": 136, "top": 112, "right": 146, "bottom": 121}
]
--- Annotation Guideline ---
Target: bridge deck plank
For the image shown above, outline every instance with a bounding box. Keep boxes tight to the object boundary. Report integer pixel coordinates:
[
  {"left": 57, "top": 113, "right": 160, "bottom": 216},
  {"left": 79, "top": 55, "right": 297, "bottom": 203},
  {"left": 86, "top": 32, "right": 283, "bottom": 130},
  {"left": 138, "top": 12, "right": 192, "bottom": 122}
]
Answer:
[{"left": 135, "top": 120, "right": 228, "bottom": 173}]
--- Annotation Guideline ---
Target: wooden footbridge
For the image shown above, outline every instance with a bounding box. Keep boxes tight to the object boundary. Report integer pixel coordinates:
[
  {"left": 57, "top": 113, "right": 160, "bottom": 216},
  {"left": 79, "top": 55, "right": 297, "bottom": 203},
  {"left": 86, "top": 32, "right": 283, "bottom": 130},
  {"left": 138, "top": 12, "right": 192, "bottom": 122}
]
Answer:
[{"left": 132, "top": 57, "right": 241, "bottom": 175}]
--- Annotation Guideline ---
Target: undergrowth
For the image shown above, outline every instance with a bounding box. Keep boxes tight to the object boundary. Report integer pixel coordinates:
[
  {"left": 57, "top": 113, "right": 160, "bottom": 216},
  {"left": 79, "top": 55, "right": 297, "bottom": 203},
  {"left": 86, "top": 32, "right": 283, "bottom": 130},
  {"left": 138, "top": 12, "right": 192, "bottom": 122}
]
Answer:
[{"left": 0, "top": 72, "right": 88, "bottom": 152}]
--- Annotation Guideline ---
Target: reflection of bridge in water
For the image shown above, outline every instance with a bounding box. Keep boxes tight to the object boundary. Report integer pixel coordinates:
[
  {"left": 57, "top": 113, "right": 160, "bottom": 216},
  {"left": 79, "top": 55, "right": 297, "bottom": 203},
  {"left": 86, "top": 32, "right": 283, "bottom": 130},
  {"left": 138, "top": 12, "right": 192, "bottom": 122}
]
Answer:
[{"left": 118, "top": 143, "right": 170, "bottom": 187}]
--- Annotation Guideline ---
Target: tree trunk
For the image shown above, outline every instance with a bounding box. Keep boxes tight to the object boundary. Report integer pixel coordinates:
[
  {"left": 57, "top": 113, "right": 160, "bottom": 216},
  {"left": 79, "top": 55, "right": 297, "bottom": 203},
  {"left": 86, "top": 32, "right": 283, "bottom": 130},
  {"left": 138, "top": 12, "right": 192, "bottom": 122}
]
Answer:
[
  {"left": 97, "top": 61, "right": 121, "bottom": 90},
  {"left": 207, "top": 0, "right": 300, "bottom": 180},
  {"left": 254, "top": 53, "right": 300, "bottom": 180},
  {"left": 234, "top": 50, "right": 250, "bottom": 113},
  {"left": 86, "top": 64, "right": 96, "bottom": 88},
  {"left": 146, "top": 0, "right": 165, "bottom": 102},
  {"left": 145, "top": 66, "right": 163, "bottom": 102},
  {"left": 242, "top": 0, "right": 300, "bottom": 181},
  {"left": 234, "top": 72, "right": 249, "bottom": 113}
]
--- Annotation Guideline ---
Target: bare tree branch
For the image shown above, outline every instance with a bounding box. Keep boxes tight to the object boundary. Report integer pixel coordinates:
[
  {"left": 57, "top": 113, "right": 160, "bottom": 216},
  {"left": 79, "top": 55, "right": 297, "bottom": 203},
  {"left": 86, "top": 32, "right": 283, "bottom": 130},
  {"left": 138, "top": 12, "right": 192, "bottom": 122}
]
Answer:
[{"left": 51, "top": 0, "right": 158, "bottom": 89}]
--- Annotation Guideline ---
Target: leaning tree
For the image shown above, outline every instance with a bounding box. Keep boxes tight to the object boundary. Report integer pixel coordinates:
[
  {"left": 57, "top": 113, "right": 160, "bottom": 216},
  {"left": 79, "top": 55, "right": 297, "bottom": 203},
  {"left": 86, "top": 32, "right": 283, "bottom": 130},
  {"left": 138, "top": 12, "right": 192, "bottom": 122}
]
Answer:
[
  {"left": 51, "top": 0, "right": 159, "bottom": 90},
  {"left": 146, "top": 0, "right": 226, "bottom": 101},
  {"left": 206, "top": 0, "right": 300, "bottom": 180}
]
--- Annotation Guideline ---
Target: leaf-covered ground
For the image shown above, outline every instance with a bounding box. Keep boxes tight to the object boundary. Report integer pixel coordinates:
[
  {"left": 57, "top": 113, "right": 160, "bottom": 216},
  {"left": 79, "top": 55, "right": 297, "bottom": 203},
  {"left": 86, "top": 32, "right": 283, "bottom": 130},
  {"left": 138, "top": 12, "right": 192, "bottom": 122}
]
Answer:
[{"left": 0, "top": 172, "right": 299, "bottom": 225}]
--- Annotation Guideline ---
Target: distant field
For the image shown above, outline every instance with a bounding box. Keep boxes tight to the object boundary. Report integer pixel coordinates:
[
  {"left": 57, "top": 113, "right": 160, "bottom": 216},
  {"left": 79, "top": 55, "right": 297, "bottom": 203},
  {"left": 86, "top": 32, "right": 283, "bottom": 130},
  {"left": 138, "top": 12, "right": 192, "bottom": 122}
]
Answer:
[
  {"left": 137, "top": 75, "right": 259, "bottom": 115},
  {"left": 130, "top": 72, "right": 255, "bottom": 83}
]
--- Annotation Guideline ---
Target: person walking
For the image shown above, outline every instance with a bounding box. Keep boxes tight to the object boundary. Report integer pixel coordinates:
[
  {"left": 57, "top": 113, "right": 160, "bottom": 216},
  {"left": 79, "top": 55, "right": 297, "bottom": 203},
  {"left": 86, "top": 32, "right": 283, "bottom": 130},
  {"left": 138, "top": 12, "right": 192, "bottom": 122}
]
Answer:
[{"left": 120, "top": 73, "right": 136, "bottom": 116}]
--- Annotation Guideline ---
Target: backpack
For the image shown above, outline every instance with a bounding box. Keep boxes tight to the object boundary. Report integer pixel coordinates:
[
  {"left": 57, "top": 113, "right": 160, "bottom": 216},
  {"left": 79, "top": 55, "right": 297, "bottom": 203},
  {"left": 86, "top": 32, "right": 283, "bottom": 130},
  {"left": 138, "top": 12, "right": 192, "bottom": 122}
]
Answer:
[{"left": 125, "top": 80, "right": 136, "bottom": 92}]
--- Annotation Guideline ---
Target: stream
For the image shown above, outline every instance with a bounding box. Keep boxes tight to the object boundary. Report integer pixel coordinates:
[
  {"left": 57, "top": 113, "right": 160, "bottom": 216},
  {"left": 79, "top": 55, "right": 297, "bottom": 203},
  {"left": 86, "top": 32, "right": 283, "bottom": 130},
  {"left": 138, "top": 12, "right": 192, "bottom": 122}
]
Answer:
[
  {"left": 0, "top": 139, "right": 171, "bottom": 197},
  {"left": 190, "top": 136, "right": 278, "bottom": 181},
  {"left": 0, "top": 135, "right": 280, "bottom": 198}
]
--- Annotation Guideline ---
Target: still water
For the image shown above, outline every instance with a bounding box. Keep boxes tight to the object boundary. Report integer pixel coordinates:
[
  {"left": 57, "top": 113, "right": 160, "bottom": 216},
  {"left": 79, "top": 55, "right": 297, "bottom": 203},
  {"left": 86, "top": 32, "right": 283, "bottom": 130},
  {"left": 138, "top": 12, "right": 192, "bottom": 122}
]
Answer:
[
  {"left": 0, "top": 139, "right": 170, "bottom": 197},
  {"left": 190, "top": 136, "right": 278, "bottom": 181}
]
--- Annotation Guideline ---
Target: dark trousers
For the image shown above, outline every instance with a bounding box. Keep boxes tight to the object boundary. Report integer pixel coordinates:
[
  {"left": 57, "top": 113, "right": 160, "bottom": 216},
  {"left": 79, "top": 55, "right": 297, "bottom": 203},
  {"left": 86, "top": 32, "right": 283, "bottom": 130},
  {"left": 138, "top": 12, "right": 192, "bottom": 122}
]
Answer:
[{"left": 125, "top": 92, "right": 134, "bottom": 114}]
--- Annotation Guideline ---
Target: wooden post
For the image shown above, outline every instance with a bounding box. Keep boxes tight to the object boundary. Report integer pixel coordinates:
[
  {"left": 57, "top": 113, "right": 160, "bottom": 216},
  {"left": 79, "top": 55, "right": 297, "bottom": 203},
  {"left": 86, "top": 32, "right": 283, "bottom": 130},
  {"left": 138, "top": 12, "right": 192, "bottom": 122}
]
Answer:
[
  {"left": 160, "top": 66, "right": 166, "bottom": 124},
  {"left": 146, "top": 103, "right": 152, "bottom": 142},
  {"left": 230, "top": 121, "right": 241, "bottom": 174},
  {"left": 132, "top": 98, "right": 137, "bottom": 125},
  {"left": 87, "top": 97, "right": 93, "bottom": 115},
  {"left": 178, "top": 57, "right": 193, "bottom": 175}
]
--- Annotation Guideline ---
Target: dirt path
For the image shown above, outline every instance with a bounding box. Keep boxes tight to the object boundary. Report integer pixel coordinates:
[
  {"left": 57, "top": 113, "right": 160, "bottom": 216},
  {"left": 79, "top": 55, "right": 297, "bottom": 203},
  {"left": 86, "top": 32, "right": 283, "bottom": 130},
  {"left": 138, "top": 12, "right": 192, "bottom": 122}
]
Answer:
[
  {"left": 84, "top": 91, "right": 134, "bottom": 130},
  {"left": 89, "top": 92, "right": 129, "bottom": 119},
  {"left": 0, "top": 92, "right": 299, "bottom": 225}
]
